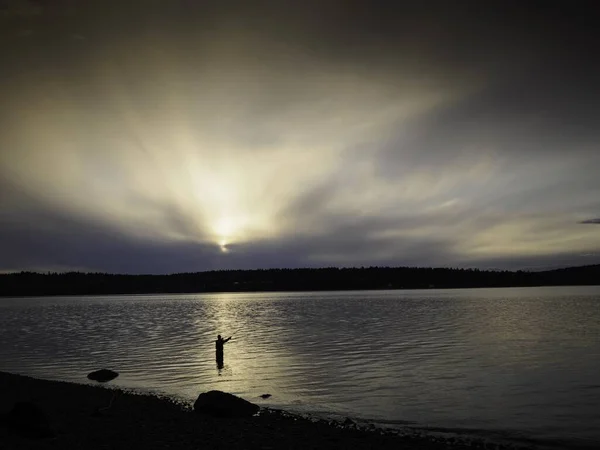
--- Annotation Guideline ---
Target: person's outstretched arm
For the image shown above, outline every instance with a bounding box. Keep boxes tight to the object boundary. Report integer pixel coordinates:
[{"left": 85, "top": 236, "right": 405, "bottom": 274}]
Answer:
[{"left": 224, "top": 336, "right": 232, "bottom": 343}]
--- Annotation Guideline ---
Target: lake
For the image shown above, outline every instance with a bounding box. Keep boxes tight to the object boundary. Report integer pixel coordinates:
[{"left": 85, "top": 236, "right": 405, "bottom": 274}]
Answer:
[{"left": 1, "top": 287, "right": 599, "bottom": 448}]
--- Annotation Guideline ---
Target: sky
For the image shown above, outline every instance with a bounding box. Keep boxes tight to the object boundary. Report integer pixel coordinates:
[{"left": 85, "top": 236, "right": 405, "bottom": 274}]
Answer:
[{"left": 1, "top": 0, "right": 599, "bottom": 274}]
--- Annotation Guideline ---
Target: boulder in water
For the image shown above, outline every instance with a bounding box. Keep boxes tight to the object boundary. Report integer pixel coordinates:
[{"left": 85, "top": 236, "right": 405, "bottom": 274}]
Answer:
[
  {"left": 4, "top": 401, "right": 55, "bottom": 439},
  {"left": 193, "top": 390, "right": 259, "bottom": 418},
  {"left": 87, "top": 369, "right": 119, "bottom": 383}
]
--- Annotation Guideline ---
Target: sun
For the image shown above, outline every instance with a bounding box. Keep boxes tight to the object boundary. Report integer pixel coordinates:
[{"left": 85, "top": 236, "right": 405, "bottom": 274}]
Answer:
[
  {"left": 219, "top": 239, "right": 229, "bottom": 253},
  {"left": 213, "top": 217, "right": 242, "bottom": 252},
  {"left": 209, "top": 209, "right": 271, "bottom": 252}
]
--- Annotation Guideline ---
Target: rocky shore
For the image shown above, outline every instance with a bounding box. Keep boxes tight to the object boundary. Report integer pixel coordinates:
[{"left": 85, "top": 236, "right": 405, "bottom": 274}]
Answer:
[{"left": 1, "top": 371, "right": 531, "bottom": 449}]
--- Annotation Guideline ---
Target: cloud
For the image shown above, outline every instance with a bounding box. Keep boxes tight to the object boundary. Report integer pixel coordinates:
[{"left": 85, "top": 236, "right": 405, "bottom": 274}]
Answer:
[
  {"left": 0, "top": 0, "right": 42, "bottom": 18},
  {"left": 1, "top": 1, "right": 599, "bottom": 273}
]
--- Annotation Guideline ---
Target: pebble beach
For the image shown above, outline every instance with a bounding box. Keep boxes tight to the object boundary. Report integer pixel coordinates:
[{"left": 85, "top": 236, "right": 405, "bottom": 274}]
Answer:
[{"left": 0, "top": 371, "right": 534, "bottom": 450}]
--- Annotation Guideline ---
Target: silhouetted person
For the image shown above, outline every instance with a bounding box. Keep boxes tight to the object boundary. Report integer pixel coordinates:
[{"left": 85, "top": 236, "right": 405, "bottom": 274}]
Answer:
[{"left": 215, "top": 334, "right": 231, "bottom": 365}]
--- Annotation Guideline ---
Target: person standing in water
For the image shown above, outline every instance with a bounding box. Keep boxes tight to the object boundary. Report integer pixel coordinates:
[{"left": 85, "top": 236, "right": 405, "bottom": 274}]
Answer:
[{"left": 215, "top": 334, "right": 231, "bottom": 365}]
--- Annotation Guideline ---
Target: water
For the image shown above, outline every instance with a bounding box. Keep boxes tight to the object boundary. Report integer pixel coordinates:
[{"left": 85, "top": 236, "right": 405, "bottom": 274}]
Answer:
[{"left": 1, "top": 287, "right": 599, "bottom": 448}]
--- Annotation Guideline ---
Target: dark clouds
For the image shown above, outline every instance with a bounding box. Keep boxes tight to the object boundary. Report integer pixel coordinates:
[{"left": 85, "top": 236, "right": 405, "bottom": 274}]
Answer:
[
  {"left": 0, "top": 190, "right": 459, "bottom": 273},
  {"left": 1, "top": 1, "right": 599, "bottom": 273}
]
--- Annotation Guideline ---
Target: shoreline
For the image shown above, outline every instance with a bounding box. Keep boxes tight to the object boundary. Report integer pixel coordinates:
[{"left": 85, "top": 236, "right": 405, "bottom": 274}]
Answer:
[
  {"left": 2, "top": 284, "right": 599, "bottom": 300},
  {"left": 2, "top": 265, "right": 599, "bottom": 298},
  {"left": 1, "top": 371, "right": 536, "bottom": 450}
]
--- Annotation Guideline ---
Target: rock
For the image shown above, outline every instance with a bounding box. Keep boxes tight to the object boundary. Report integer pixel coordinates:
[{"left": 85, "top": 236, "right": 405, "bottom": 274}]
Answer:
[
  {"left": 87, "top": 369, "right": 119, "bottom": 382},
  {"left": 259, "top": 394, "right": 272, "bottom": 399},
  {"left": 4, "top": 401, "right": 55, "bottom": 439},
  {"left": 343, "top": 417, "right": 356, "bottom": 426},
  {"left": 193, "top": 390, "right": 260, "bottom": 418}
]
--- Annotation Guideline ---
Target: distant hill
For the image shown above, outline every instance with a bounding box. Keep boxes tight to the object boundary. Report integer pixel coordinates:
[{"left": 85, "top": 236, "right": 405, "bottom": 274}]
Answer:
[
  {"left": 535, "top": 264, "right": 600, "bottom": 285},
  {"left": 0, "top": 265, "right": 598, "bottom": 297}
]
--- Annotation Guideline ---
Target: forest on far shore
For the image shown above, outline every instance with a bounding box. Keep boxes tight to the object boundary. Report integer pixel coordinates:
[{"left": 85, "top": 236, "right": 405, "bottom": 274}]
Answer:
[{"left": 1, "top": 264, "right": 598, "bottom": 297}]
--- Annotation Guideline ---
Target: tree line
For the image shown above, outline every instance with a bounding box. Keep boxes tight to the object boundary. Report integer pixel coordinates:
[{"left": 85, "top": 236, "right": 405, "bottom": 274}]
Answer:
[{"left": 0, "top": 265, "right": 598, "bottom": 297}]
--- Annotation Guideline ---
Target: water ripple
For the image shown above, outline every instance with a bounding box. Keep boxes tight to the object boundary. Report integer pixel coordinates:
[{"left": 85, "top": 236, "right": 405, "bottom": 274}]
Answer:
[{"left": 1, "top": 287, "right": 600, "bottom": 448}]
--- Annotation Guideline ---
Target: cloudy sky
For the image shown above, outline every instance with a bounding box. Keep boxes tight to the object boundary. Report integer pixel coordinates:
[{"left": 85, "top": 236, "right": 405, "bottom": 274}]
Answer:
[{"left": 1, "top": 0, "right": 599, "bottom": 273}]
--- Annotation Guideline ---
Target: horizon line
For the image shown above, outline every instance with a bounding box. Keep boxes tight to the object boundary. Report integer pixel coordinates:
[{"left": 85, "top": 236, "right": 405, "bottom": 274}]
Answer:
[{"left": 2, "top": 263, "right": 599, "bottom": 277}]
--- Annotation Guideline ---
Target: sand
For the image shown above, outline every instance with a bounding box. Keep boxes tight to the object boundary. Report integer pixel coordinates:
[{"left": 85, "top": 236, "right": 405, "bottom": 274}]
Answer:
[{"left": 0, "top": 371, "right": 529, "bottom": 449}]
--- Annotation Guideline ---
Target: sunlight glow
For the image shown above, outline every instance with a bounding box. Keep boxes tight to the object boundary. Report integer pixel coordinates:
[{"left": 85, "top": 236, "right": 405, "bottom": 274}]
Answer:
[
  {"left": 212, "top": 216, "right": 244, "bottom": 247},
  {"left": 219, "top": 240, "right": 229, "bottom": 253},
  {"left": 2, "top": 33, "right": 598, "bottom": 270}
]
